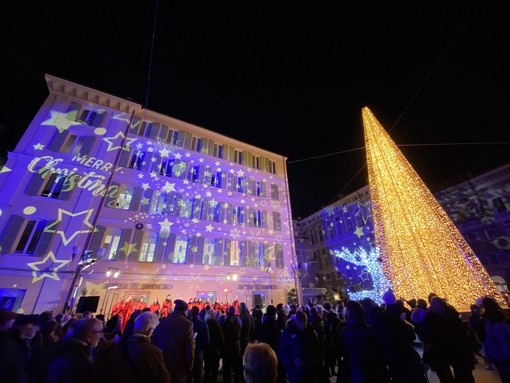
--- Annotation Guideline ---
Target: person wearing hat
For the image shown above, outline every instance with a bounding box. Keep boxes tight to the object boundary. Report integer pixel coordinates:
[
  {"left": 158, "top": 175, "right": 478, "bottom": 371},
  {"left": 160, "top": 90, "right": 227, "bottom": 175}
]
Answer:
[
  {"left": 0, "top": 310, "right": 19, "bottom": 334},
  {"left": 152, "top": 299, "right": 195, "bottom": 383},
  {"left": 0, "top": 313, "right": 44, "bottom": 382}
]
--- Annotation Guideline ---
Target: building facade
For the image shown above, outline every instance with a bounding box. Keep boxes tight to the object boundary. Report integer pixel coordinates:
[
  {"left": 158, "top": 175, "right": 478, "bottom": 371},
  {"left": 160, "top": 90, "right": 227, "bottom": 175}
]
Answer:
[{"left": 0, "top": 75, "right": 298, "bottom": 314}]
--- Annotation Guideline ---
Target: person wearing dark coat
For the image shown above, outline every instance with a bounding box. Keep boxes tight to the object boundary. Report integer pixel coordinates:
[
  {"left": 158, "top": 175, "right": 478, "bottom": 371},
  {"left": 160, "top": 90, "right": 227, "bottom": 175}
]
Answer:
[
  {"left": 221, "top": 306, "right": 243, "bottom": 383},
  {"left": 204, "top": 309, "right": 224, "bottom": 383},
  {"left": 381, "top": 292, "right": 427, "bottom": 383},
  {"left": 421, "top": 296, "right": 475, "bottom": 383},
  {"left": 99, "top": 311, "right": 170, "bottom": 383},
  {"left": 153, "top": 299, "right": 195, "bottom": 383},
  {"left": 188, "top": 306, "right": 210, "bottom": 383},
  {"left": 47, "top": 317, "right": 104, "bottom": 383},
  {"left": 239, "top": 302, "right": 254, "bottom": 356},
  {"left": 340, "top": 300, "right": 389, "bottom": 383},
  {"left": 259, "top": 305, "right": 286, "bottom": 383},
  {"left": 279, "top": 310, "right": 322, "bottom": 383}
]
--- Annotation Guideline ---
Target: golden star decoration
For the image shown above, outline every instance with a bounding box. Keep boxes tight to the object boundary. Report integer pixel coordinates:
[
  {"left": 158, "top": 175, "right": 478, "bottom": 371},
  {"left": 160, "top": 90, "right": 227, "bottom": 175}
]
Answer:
[
  {"left": 44, "top": 208, "right": 98, "bottom": 246},
  {"left": 40, "top": 110, "right": 81, "bottom": 133},
  {"left": 27, "top": 251, "right": 70, "bottom": 283}
]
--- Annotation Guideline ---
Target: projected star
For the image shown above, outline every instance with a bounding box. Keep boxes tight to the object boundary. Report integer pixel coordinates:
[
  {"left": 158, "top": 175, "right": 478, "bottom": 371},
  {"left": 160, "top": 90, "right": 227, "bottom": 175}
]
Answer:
[
  {"left": 103, "top": 131, "right": 137, "bottom": 152},
  {"left": 27, "top": 251, "right": 70, "bottom": 283},
  {"left": 33, "top": 143, "right": 44, "bottom": 150},
  {"left": 159, "top": 147, "right": 170, "bottom": 157},
  {"left": 354, "top": 226, "right": 364, "bottom": 238},
  {"left": 0, "top": 166, "right": 12, "bottom": 174},
  {"left": 161, "top": 182, "right": 176, "bottom": 193},
  {"left": 159, "top": 218, "right": 174, "bottom": 232},
  {"left": 119, "top": 242, "right": 138, "bottom": 256},
  {"left": 40, "top": 111, "right": 81, "bottom": 133},
  {"left": 44, "top": 208, "right": 98, "bottom": 246}
]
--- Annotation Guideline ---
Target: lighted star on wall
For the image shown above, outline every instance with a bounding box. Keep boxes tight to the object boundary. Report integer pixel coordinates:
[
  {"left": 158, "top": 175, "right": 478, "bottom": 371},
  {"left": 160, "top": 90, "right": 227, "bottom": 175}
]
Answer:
[
  {"left": 102, "top": 131, "right": 137, "bottom": 152},
  {"left": 27, "top": 251, "right": 70, "bottom": 283},
  {"left": 44, "top": 208, "right": 98, "bottom": 246},
  {"left": 40, "top": 111, "right": 81, "bottom": 133}
]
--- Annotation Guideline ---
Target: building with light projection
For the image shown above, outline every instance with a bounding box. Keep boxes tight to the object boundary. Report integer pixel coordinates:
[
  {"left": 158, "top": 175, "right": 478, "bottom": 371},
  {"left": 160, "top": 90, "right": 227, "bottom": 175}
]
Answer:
[{"left": 0, "top": 74, "right": 298, "bottom": 314}]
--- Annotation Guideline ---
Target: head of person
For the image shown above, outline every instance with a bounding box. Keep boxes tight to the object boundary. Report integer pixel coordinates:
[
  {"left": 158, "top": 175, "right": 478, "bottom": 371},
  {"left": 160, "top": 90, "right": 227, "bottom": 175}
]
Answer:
[
  {"left": 239, "top": 302, "right": 249, "bottom": 314},
  {"left": 427, "top": 292, "right": 438, "bottom": 304},
  {"left": 0, "top": 310, "right": 19, "bottom": 331},
  {"left": 69, "top": 318, "right": 104, "bottom": 348},
  {"left": 429, "top": 296, "right": 448, "bottom": 315},
  {"left": 134, "top": 311, "right": 159, "bottom": 337},
  {"left": 417, "top": 298, "right": 427, "bottom": 310},
  {"left": 190, "top": 306, "right": 200, "bottom": 319},
  {"left": 345, "top": 300, "right": 365, "bottom": 326},
  {"left": 13, "top": 314, "right": 39, "bottom": 340},
  {"left": 227, "top": 306, "right": 236, "bottom": 317},
  {"left": 173, "top": 299, "right": 188, "bottom": 316},
  {"left": 204, "top": 309, "right": 217, "bottom": 322},
  {"left": 382, "top": 289, "right": 397, "bottom": 305},
  {"left": 243, "top": 342, "right": 278, "bottom": 383},
  {"left": 295, "top": 310, "right": 307, "bottom": 330},
  {"left": 481, "top": 296, "right": 505, "bottom": 321},
  {"left": 470, "top": 303, "right": 482, "bottom": 315},
  {"left": 266, "top": 305, "right": 276, "bottom": 319}
]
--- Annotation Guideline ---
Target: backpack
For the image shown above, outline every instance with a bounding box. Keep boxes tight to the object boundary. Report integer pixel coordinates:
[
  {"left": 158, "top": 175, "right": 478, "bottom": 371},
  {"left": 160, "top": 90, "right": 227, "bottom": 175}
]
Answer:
[{"left": 484, "top": 320, "right": 510, "bottom": 363}]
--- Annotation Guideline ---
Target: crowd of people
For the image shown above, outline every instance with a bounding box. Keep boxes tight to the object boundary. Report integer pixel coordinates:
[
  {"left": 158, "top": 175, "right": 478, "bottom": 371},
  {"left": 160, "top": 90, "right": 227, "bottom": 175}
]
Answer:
[{"left": 0, "top": 289, "right": 509, "bottom": 383}]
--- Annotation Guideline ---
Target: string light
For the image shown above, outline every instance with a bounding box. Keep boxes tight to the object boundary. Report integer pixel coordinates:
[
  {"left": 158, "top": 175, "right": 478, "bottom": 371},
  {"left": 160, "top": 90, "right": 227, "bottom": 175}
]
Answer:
[
  {"left": 362, "top": 107, "right": 504, "bottom": 311},
  {"left": 334, "top": 246, "right": 391, "bottom": 304}
]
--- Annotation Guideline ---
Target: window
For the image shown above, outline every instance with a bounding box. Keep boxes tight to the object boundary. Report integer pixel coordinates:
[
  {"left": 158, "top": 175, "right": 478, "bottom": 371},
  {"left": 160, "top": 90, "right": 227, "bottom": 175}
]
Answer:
[
  {"left": 237, "top": 177, "right": 244, "bottom": 193},
  {"left": 15, "top": 220, "right": 47, "bottom": 254},
  {"left": 103, "top": 228, "right": 122, "bottom": 260},
  {"left": 211, "top": 171, "right": 223, "bottom": 188},
  {"left": 275, "top": 244, "right": 284, "bottom": 268},
  {"left": 40, "top": 172, "right": 67, "bottom": 199},
  {"left": 60, "top": 134, "right": 87, "bottom": 156},
  {"left": 494, "top": 197, "right": 507, "bottom": 212},
  {"left": 273, "top": 212, "right": 281, "bottom": 231},
  {"left": 77, "top": 109, "right": 104, "bottom": 127},
  {"left": 233, "top": 206, "right": 244, "bottom": 225},
  {"left": 229, "top": 240, "right": 241, "bottom": 266},
  {"left": 116, "top": 186, "right": 133, "bottom": 210},
  {"left": 188, "top": 165, "right": 200, "bottom": 183},
  {"left": 203, "top": 237, "right": 215, "bottom": 265},
  {"left": 160, "top": 159, "right": 174, "bottom": 176},
  {"left": 139, "top": 232, "right": 157, "bottom": 262},
  {"left": 129, "top": 150, "right": 146, "bottom": 170},
  {"left": 270, "top": 184, "right": 279, "bottom": 201},
  {"left": 172, "top": 235, "right": 188, "bottom": 263},
  {"left": 255, "top": 181, "right": 264, "bottom": 197}
]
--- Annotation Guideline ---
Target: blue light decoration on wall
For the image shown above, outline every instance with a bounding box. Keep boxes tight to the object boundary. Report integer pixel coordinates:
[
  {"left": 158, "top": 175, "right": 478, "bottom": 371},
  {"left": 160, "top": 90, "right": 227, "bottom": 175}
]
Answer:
[{"left": 333, "top": 246, "right": 391, "bottom": 304}]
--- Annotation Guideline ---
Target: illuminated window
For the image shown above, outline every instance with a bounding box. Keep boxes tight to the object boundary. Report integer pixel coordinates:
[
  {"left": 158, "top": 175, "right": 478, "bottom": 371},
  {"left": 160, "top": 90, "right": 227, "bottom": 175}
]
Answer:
[
  {"left": 188, "top": 165, "right": 200, "bottom": 183},
  {"left": 116, "top": 186, "right": 133, "bottom": 210},
  {"left": 103, "top": 228, "right": 122, "bottom": 260},
  {"left": 211, "top": 171, "right": 223, "bottom": 188},
  {"left": 129, "top": 150, "right": 145, "bottom": 170},
  {"left": 233, "top": 206, "right": 244, "bottom": 225},
  {"left": 40, "top": 172, "right": 68, "bottom": 199},
  {"left": 139, "top": 232, "right": 157, "bottom": 262},
  {"left": 229, "top": 240, "right": 241, "bottom": 266},
  {"left": 160, "top": 159, "right": 174, "bottom": 176},
  {"left": 179, "top": 197, "right": 196, "bottom": 219},
  {"left": 172, "top": 235, "right": 188, "bottom": 263},
  {"left": 60, "top": 134, "right": 87, "bottom": 156},
  {"left": 15, "top": 220, "right": 47, "bottom": 254},
  {"left": 203, "top": 237, "right": 215, "bottom": 265},
  {"left": 77, "top": 109, "right": 104, "bottom": 127},
  {"left": 237, "top": 177, "right": 244, "bottom": 193},
  {"left": 255, "top": 181, "right": 264, "bottom": 197}
]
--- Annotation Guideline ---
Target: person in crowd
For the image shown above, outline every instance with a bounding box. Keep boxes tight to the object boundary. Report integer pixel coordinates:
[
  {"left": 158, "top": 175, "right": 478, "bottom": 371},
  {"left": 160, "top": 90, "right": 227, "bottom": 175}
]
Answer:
[
  {"left": 203, "top": 309, "right": 224, "bottom": 383},
  {"left": 481, "top": 296, "right": 510, "bottom": 382},
  {"left": 119, "top": 309, "right": 142, "bottom": 344},
  {"left": 381, "top": 290, "right": 427, "bottom": 383},
  {"left": 239, "top": 302, "right": 254, "bottom": 355},
  {"left": 279, "top": 310, "right": 322, "bottom": 383},
  {"left": 161, "top": 294, "right": 173, "bottom": 319},
  {"left": 340, "top": 300, "right": 389, "bottom": 383},
  {"left": 243, "top": 342, "right": 278, "bottom": 383},
  {"left": 0, "top": 310, "right": 18, "bottom": 335},
  {"left": 0, "top": 314, "right": 43, "bottom": 383},
  {"left": 99, "top": 311, "right": 170, "bottom": 383},
  {"left": 150, "top": 298, "right": 161, "bottom": 314},
  {"left": 466, "top": 304, "right": 487, "bottom": 366},
  {"left": 222, "top": 305, "right": 243, "bottom": 383},
  {"left": 258, "top": 304, "right": 285, "bottom": 383},
  {"left": 421, "top": 296, "right": 475, "bottom": 383},
  {"left": 410, "top": 298, "right": 428, "bottom": 344},
  {"left": 47, "top": 317, "right": 104, "bottom": 383},
  {"left": 275, "top": 304, "right": 287, "bottom": 333},
  {"left": 309, "top": 305, "right": 329, "bottom": 382},
  {"left": 323, "top": 303, "right": 340, "bottom": 377},
  {"left": 252, "top": 307, "right": 263, "bottom": 341},
  {"left": 81, "top": 311, "right": 93, "bottom": 319},
  {"left": 188, "top": 305, "right": 210, "bottom": 383},
  {"left": 153, "top": 299, "right": 195, "bottom": 383}
]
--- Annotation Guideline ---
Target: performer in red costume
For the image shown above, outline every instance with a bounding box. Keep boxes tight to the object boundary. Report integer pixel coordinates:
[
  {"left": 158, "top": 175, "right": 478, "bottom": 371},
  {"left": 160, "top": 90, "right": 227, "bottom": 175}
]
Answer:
[
  {"left": 150, "top": 298, "right": 161, "bottom": 314},
  {"left": 121, "top": 295, "right": 134, "bottom": 332},
  {"left": 111, "top": 296, "right": 125, "bottom": 318},
  {"left": 160, "top": 294, "right": 173, "bottom": 319},
  {"left": 135, "top": 296, "right": 147, "bottom": 311}
]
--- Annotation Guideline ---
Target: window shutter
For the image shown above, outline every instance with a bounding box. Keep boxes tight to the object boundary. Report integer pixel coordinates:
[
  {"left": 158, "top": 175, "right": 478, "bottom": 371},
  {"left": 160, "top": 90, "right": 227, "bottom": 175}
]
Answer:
[
  {"left": 0, "top": 215, "right": 25, "bottom": 254},
  {"left": 79, "top": 136, "right": 96, "bottom": 157},
  {"left": 48, "top": 131, "right": 69, "bottom": 152},
  {"left": 196, "top": 236, "right": 205, "bottom": 265},
  {"left": 116, "top": 229, "right": 132, "bottom": 261},
  {"left": 66, "top": 102, "right": 82, "bottom": 121},
  {"left": 186, "top": 235, "right": 198, "bottom": 264},
  {"left": 25, "top": 173, "right": 45, "bottom": 196},
  {"left": 153, "top": 233, "right": 165, "bottom": 262},
  {"left": 130, "top": 187, "right": 143, "bottom": 211},
  {"left": 92, "top": 111, "right": 106, "bottom": 127},
  {"left": 88, "top": 225, "right": 106, "bottom": 256},
  {"left": 165, "top": 233, "right": 177, "bottom": 262},
  {"left": 224, "top": 239, "right": 231, "bottom": 265},
  {"left": 141, "top": 189, "right": 153, "bottom": 214},
  {"left": 104, "top": 182, "right": 120, "bottom": 208},
  {"left": 33, "top": 226, "right": 56, "bottom": 257},
  {"left": 130, "top": 116, "right": 142, "bottom": 135},
  {"left": 129, "top": 229, "right": 144, "bottom": 261},
  {"left": 117, "top": 147, "right": 132, "bottom": 168}
]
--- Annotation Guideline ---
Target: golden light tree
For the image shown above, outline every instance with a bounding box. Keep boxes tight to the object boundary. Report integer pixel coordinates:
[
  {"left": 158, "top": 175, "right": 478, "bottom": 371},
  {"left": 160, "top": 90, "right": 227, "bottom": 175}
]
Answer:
[{"left": 362, "top": 106, "right": 504, "bottom": 311}]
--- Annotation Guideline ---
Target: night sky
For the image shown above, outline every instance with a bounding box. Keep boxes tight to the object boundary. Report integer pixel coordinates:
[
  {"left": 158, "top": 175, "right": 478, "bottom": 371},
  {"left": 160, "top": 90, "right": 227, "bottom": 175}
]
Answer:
[{"left": 1, "top": 1, "right": 509, "bottom": 219}]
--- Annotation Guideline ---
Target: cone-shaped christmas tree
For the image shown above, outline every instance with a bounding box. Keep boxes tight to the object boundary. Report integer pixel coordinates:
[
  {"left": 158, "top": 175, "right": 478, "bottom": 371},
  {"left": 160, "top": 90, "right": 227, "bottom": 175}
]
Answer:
[{"left": 362, "top": 106, "right": 503, "bottom": 310}]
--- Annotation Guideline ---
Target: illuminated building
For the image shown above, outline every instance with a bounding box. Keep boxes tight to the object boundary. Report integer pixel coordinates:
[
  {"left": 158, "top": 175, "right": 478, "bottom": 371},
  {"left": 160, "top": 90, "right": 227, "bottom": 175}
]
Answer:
[
  {"left": 0, "top": 75, "right": 298, "bottom": 314},
  {"left": 363, "top": 106, "right": 503, "bottom": 310}
]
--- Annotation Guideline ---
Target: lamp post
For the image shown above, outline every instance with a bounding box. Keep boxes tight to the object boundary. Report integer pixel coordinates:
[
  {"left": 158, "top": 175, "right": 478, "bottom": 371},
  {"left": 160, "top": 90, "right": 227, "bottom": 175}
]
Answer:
[
  {"left": 63, "top": 250, "right": 98, "bottom": 314},
  {"left": 101, "top": 267, "right": 120, "bottom": 316}
]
